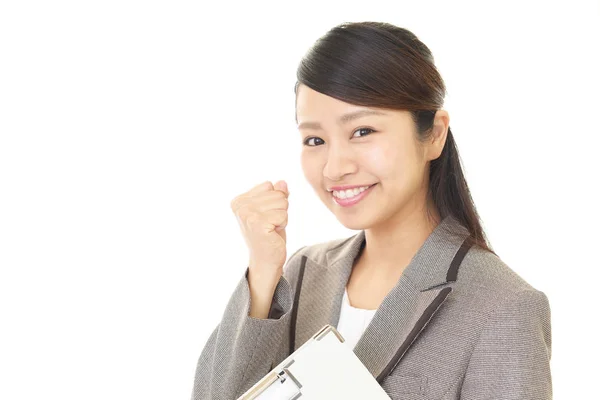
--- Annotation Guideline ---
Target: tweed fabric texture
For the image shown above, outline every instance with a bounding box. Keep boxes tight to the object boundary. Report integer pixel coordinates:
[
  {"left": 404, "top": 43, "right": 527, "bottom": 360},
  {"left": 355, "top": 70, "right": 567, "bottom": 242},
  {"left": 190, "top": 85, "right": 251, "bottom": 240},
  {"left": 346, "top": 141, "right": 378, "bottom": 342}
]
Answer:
[{"left": 191, "top": 215, "right": 552, "bottom": 399}]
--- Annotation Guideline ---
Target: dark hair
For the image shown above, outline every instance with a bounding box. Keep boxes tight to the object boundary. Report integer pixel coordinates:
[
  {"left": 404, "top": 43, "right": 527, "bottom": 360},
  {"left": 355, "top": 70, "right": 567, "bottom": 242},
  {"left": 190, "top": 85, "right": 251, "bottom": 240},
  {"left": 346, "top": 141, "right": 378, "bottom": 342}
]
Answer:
[{"left": 294, "top": 21, "right": 496, "bottom": 256}]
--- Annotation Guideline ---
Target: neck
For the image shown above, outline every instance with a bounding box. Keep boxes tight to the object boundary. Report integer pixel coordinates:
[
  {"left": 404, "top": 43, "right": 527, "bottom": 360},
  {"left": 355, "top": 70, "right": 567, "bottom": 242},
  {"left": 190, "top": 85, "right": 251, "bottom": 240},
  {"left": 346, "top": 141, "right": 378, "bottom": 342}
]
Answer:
[{"left": 360, "top": 200, "right": 441, "bottom": 275}]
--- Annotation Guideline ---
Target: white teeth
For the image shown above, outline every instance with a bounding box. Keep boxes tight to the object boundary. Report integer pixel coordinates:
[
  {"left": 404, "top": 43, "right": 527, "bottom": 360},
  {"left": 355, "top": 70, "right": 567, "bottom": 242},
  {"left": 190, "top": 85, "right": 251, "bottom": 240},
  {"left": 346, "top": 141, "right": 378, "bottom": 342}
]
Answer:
[{"left": 332, "top": 185, "right": 372, "bottom": 199}]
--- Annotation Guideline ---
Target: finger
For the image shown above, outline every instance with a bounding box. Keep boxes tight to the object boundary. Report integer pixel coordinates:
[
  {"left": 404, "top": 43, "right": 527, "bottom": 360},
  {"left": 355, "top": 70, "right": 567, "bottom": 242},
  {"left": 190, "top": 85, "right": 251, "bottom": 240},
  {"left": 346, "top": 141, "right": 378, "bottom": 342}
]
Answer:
[
  {"left": 232, "top": 181, "right": 274, "bottom": 210},
  {"left": 274, "top": 180, "right": 289, "bottom": 197},
  {"left": 242, "top": 189, "right": 287, "bottom": 206},
  {"left": 264, "top": 209, "right": 288, "bottom": 230},
  {"left": 252, "top": 196, "right": 289, "bottom": 212},
  {"left": 247, "top": 180, "right": 274, "bottom": 196}
]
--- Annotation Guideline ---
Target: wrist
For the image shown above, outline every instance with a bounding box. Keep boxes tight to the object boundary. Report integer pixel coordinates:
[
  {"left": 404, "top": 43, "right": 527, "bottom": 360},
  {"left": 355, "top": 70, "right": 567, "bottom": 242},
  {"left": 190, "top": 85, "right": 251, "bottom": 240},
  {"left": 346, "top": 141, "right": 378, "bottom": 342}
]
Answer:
[{"left": 247, "top": 267, "right": 281, "bottom": 292}]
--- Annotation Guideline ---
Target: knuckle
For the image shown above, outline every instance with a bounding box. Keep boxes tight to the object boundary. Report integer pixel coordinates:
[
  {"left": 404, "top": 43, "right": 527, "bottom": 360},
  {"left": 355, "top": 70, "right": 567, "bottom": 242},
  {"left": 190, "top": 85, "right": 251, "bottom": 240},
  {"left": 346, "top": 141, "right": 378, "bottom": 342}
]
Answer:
[
  {"left": 276, "top": 209, "right": 287, "bottom": 220},
  {"left": 246, "top": 211, "right": 261, "bottom": 225},
  {"left": 237, "top": 204, "right": 252, "bottom": 219}
]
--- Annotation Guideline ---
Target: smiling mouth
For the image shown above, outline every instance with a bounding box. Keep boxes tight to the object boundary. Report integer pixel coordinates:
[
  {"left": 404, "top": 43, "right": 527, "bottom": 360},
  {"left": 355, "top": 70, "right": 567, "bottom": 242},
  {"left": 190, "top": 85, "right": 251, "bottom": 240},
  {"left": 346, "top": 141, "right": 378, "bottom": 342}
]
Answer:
[
  {"left": 330, "top": 183, "right": 377, "bottom": 198},
  {"left": 329, "top": 183, "right": 378, "bottom": 208}
]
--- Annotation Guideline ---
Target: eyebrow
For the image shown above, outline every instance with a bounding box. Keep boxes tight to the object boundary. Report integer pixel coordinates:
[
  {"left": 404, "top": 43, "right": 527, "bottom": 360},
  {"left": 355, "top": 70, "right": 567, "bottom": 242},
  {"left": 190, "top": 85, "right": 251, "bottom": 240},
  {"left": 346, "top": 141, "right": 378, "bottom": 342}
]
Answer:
[{"left": 297, "top": 109, "right": 387, "bottom": 130}]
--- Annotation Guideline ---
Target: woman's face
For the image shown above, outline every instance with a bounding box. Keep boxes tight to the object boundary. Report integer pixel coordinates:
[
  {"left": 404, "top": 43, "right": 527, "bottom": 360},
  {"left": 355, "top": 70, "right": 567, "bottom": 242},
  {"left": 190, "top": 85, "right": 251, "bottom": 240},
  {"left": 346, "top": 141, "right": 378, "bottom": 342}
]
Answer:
[{"left": 295, "top": 84, "right": 447, "bottom": 231}]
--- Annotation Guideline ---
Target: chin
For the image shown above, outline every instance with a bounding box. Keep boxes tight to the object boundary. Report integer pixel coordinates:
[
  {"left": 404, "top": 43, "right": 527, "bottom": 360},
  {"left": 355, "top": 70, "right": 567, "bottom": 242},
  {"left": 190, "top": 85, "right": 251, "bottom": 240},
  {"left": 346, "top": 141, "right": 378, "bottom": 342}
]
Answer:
[
  {"left": 340, "top": 221, "right": 370, "bottom": 231},
  {"left": 332, "top": 210, "right": 377, "bottom": 231}
]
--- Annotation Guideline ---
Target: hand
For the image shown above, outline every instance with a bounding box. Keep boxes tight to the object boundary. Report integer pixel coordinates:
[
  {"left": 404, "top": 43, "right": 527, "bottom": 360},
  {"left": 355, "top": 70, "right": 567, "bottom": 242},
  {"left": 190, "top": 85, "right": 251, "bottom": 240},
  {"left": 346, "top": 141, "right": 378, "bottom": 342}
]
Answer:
[{"left": 230, "top": 180, "right": 289, "bottom": 281}]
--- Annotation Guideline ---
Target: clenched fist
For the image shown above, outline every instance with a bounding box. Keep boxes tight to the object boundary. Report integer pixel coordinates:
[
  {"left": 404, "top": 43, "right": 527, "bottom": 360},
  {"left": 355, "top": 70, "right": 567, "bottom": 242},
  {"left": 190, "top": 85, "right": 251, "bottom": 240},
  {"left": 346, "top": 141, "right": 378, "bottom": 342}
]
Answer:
[{"left": 230, "top": 180, "right": 290, "bottom": 287}]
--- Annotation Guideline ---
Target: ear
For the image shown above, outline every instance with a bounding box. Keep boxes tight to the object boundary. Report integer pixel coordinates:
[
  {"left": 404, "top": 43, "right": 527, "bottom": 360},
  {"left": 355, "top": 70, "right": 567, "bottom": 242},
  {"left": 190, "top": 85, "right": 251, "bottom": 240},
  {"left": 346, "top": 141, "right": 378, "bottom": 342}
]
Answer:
[{"left": 426, "top": 110, "right": 450, "bottom": 161}]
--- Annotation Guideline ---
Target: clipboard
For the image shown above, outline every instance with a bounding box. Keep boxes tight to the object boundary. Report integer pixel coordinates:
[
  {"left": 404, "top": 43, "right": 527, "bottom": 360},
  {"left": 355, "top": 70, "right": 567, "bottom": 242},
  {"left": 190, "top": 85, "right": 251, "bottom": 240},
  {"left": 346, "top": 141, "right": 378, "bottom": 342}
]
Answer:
[{"left": 237, "top": 324, "right": 391, "bottom": 399}]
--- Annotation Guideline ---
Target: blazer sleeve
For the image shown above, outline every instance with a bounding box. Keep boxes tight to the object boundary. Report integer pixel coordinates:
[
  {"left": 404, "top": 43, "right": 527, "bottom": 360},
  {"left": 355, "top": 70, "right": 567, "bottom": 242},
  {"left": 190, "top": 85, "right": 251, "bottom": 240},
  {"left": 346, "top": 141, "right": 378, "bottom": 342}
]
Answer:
[
  {"left": 190, "top": 246, "right": 305, "bottom": 400},
  {"left": 460, "top": 289, "right": 553, "bottom": 400}
]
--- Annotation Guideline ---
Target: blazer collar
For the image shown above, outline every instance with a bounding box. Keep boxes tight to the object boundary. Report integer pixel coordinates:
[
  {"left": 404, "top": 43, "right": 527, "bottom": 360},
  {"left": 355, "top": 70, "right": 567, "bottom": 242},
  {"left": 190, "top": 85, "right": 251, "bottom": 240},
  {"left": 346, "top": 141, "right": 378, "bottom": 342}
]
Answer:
[
  {"left": 325, "top": 214, "right": 471, "bottom": 291},
  {"left": 295, "top": 215, "right": 472, "bottom": 382}
]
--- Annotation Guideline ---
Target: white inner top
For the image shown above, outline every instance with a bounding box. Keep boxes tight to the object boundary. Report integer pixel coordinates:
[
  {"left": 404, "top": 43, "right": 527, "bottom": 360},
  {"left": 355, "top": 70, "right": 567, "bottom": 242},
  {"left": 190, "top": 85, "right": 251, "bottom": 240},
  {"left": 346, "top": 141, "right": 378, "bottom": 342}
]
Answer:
[{"left": 336, "top": 287, "right": 378, "bottom": 350}]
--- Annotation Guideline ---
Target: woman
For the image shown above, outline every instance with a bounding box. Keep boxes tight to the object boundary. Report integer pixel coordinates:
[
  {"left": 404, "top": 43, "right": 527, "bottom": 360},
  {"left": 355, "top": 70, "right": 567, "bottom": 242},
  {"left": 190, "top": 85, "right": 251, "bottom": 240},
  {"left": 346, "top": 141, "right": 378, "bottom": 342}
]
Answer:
[{"left": 191, "top": 21, "right": 552, "bottom": 400}]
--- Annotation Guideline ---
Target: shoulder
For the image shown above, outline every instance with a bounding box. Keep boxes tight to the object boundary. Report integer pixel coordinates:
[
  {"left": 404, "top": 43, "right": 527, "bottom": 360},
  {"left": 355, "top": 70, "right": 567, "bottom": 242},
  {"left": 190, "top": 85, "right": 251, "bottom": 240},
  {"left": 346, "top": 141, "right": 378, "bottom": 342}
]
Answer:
[
  {"left": 282, "top": 233, "right": 355, "bottom": 282},
  {"left": 459, "top": 245, "right": 540, "bottom": 292},
  {"left": 302, "top": 234, "right": 354, "bottom": 264},
  {"left": 454, "top": 244, "right": 550, "bottom": 316}
]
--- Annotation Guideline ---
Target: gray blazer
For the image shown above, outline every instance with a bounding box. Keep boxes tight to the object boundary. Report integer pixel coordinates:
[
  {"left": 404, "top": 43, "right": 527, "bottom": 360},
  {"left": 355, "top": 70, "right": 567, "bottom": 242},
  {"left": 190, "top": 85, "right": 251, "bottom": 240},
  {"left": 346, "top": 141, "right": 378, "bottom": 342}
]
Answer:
[{"left": 191, "top": 215, "right": 552, "bottom": 399}]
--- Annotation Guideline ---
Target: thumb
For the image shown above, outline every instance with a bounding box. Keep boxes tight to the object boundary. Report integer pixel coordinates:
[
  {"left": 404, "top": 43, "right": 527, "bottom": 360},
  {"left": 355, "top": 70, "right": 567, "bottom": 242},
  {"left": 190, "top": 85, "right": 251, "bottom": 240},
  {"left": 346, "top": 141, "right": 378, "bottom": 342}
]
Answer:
[{"left": 274, "top": 180, "right": 289, "bottom": 197}]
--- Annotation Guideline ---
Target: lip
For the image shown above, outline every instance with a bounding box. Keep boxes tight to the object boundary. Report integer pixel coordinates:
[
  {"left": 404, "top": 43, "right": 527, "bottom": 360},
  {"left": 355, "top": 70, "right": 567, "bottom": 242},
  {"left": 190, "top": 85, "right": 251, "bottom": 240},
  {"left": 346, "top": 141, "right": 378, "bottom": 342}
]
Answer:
[
  {"left": 328, "top": 183, "right": 377, "bottom": 191},
  {"left": 331, "top": 183, "right": 377, "bottom": 208}
]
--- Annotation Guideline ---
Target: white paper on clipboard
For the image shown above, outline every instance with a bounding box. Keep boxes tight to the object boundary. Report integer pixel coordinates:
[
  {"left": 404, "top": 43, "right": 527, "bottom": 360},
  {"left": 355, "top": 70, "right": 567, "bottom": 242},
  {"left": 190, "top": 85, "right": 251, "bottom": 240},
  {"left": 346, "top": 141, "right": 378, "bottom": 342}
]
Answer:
[{"left": 237, "top": 325, "right": 391, "bottom": 400}]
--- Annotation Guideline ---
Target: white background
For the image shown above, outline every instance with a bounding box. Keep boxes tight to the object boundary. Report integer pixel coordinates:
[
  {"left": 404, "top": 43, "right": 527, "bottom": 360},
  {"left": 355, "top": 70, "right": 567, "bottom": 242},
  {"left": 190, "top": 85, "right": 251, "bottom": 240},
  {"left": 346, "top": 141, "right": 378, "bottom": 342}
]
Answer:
[{"left": 1, "top": 1, "right": 598, "bottom": 399}]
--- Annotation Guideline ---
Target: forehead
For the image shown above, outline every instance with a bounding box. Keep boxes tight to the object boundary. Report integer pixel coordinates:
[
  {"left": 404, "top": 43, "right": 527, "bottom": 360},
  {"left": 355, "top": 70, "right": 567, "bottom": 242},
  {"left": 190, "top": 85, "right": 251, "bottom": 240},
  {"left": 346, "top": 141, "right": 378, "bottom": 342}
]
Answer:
[
  {"left": 296, "top": 85, "right": 358, "bottom": 117},
  {"left": 295, "top": 84, "right": 409, "bottom": 126}
]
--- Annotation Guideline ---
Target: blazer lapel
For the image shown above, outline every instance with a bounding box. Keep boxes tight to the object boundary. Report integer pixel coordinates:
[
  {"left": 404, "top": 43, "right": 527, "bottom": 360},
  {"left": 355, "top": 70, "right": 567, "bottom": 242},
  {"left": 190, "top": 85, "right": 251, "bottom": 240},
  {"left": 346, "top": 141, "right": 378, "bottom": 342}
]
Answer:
[
  {"left": 292, "top": 241, "right": 360, "bottom": 353},
  {"left": 292, "top": 215, "right": 473, "bottom": 383}
]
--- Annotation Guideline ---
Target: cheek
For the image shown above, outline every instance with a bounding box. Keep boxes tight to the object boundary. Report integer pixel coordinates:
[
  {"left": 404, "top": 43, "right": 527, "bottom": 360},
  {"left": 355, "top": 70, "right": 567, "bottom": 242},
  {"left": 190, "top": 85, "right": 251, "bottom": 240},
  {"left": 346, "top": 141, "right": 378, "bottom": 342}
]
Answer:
[
  {"left": 363, "top": 145, "right": 399, "bottom": 177},
  {"left": 363, "top": 143, "right": 422, "bottom": 192},
  {"left": 300, "top": 152, "right": 318, "bottom": 184}
]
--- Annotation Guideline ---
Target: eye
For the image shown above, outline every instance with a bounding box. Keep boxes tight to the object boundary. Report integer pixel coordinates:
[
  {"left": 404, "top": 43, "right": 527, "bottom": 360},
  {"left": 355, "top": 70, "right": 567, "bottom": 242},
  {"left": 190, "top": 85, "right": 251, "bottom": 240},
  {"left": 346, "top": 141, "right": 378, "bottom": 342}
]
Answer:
[
  {"left": 303, "top": 137, "right": 325, "bottom": 147},
  {"left": 303, "top": 127, "right": 375, "bottom": 147},
  {"left": 352, "top": 127, "right": 375, "bottom": 138}
]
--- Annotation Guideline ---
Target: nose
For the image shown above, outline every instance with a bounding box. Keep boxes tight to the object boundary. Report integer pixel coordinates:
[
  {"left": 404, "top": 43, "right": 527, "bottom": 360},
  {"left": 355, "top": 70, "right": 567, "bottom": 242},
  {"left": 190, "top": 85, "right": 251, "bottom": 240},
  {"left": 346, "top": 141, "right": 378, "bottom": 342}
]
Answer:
[{"left": 323, "top": 144, "right": 358, "bottom": 182}]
